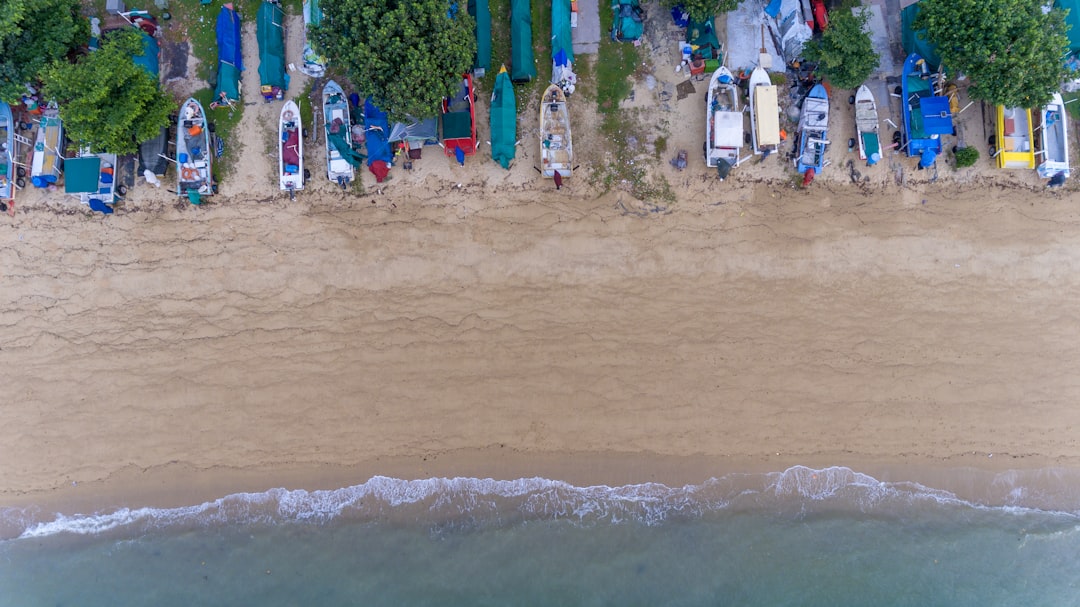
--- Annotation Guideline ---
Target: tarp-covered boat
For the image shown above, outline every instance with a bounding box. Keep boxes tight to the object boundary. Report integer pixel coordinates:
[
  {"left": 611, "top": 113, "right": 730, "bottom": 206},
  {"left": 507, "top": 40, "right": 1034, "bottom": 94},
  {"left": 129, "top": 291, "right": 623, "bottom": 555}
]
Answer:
[
  {"left": 539, "top": 84, "right": 572, "bottom": 178},
  {"left": 364, "top": 98, "right": 392, "bottom": 183},
  {"left": 441, "top": 74, "right": 477, "bottom": 158},
  {"left": 215, "top": 4, "right": 243, "bottom": 105},
  {"left": 854, "top": 84, "right": 880, "bottom": 165},
  {"left": 611, "top": 0, "right": 645, "bottom": 42},
  {"left": 176, "top": 98, "right": 214, "bottom": 198},
  {"left": 706, "top": 66, "right": 742, "bottom": 169},
  {"left": 748, "top": 66, "right": 779, "bottom": 156},
  {"left": 257, "top": 0, "right": 287, "bottom": 101},
  {"left": 279, "top": 100, "right": 303, "bottom": 198},
  {"left": 796, "top": 83, "right": 829, "bottom": 177},
  {"left": 31, "top": 104, "right": 63, "bottom": 188},
  {"left": 551, "top": 0, "right": 576, "bottom": 90},
  {"left": 993, "top": 106, "right": 1035, "bottom": 170},
  {"left": 901, "top": 53, "right": 951, "bottom": 160},
  {"left": 490, "top": 67, "right": 517, "bottom": 169},
  {"left": 469, "top": 0, "right": 491, "bottom": 76},
  {"left": 300, "top": 0, "right": 327, "bottom": 77},
  {"left": 65, "top": 151, "right": 122, "bottom": 208},
  {"left": 511, "top": 0, "right": 536, "bottom": 82},
  {"left": 1034, "top": 93, "right": 1070, "bottom": 179},
  {"left": 322, "top": 80, "right": 358, "bottom": 188}
]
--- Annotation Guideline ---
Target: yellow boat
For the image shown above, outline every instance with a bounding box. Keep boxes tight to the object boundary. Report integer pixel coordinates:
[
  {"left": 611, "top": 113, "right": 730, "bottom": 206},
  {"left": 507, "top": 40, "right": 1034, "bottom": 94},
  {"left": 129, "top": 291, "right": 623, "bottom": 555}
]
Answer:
[{"left": 992, "top": 106, "right": 1035, "bottom": 170}]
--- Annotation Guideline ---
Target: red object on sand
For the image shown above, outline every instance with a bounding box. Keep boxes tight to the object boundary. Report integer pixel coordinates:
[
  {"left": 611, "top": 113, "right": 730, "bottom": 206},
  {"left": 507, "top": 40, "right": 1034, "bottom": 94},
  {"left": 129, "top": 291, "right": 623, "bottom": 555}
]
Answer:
[
  {"left": 369, "top": 160, "right": 390, "bottom": 183},
  {"left": 803, "top": 168, "right": 816, "bottom": 187},
  {"left": 811, "top": 0, "right": 828, "bottom": 31},
  {"left": 553, "top": 171, "right": 563, "bottom": 190}
]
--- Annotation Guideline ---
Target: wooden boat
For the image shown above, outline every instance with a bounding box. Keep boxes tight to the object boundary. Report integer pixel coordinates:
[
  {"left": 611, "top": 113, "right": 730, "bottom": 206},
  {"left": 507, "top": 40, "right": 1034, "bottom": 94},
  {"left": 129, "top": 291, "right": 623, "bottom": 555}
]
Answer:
[
  {"left": 441, "top": 74, "right": 477, "bottom": 158},
  {"left": 176, "top": 97, "right": 214, "bottom": 198},
  {"left": 322, "top": 79, "right": 355, "bottom": 188},
  {"left": 901, "top": 53, "right": 951, "bottom": 158},
  {"left": 993, "top": 105, "right": 1035, "bottom": 170},
  {"left": 278, "top": 99, "right": 304, "bottom": 198},
  {"left": 854, "top": 85, "right": 880, "bottom": 165},
  {"left": 0, "top": 102, "right": 26, "bottom": 214},
  {"left": 30, "top": 103, "right": 63, "bottom": 188},
  {"left": 539, "top": 84, "right": 572, "bottom": 178},
  {"left": 748, "top": 66, "right": 779, "bottom": 156},
  {"left": 705, "top": 66, "right": 742, "bottom": 169},
  {"left": 1034, "top": 93, "right": 1070, "bottom": 179},
  {"left": 796, "top": 83, "right": 830, "bottom": 177}
]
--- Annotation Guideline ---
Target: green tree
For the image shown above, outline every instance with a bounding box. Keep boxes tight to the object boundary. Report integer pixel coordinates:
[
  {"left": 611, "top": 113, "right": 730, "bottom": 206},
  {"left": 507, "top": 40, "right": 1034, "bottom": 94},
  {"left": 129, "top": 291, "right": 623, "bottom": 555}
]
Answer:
[
  {"left": 914, "top": 0, "right": 1070, "bottom": 108},
  {"left": 660, "top": 0, "right": 743, "bottom": 23},
  {"left": 0, "top": 0, "right": 88, "bottom": 103},
  {"left": 311, "top": 0, "right": 476, "bottom": 120},
  {"left": 40, "top": 29, "right": 173, "bottom": 155},
  {"left": 802, "top": 5, "right": 879, "bottom": 90}
]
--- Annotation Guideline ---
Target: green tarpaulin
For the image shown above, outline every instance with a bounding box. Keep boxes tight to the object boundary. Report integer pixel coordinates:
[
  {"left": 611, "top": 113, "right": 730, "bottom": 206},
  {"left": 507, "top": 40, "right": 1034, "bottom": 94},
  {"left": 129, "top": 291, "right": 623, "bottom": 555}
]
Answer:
[
  {"left": 469, "top": 0, "right": 492, "bottom": 73},
  {"left": 328, "top": 129, "right": 366, "bottom": 169},
  {"left": 257, "top": 0, "right": 287, "bottom": 90},
  {"left": 552, "top": 0, "right": 574, "bottom": 65},
  {"left": 490, "top": 69, "right": 517, "bottom": 168},
  {"left": 63, "top": 157, "right": 100, "bottom": 194},
  {"left": 900, "top": 3, "right": 941, "bottom": 71},
  {"left": 686, "top": 17, "right": 721, "bottom": 60},
  {"left": 1057, "top": 0, "right": 1080, "bottom": 54},
  {"left": 511, "top": 0, "right": 536, "bottom": 82},
  {"left": 611, "top": 0, "right": 644, "bottom": 42}
]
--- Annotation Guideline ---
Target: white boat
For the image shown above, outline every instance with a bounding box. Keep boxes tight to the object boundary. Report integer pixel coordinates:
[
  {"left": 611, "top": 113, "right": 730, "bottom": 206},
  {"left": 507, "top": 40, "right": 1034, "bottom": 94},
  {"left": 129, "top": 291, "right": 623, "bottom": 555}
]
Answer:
[
  {"left": 279, "top": 99, "right": 304, "bottom": 198},
  {"left": 0, "top": 102, "right": 27, "bottom": 214},
  {"left": 322, "top": 80, "right": 355, "bottom": 188},
  {"left": 30, "top": 103, "right": 63, "bottom": 188},
  {"left": 705, "top": 66, "right": 742, "bottom": 169},
  {"left": 748, "top": 66, "right": 780, "bottom": 156},
  {"left": 796, "top": 83, "right": 830, "bottom": 176},
  {"left": 1035, "top": 93, "right": 1070, "bottom": 179},
  {"left": 176, "top": 97, "right": 214, "bottom": 198},
  {"left": 854, "top": 85, "right": 880, "bottom": 165},
  {"left": 64, "top": 150, "right": 123, "bottom": 207},
  {"left": 539, "top": 84, "right": 573, "bottom": 178}
]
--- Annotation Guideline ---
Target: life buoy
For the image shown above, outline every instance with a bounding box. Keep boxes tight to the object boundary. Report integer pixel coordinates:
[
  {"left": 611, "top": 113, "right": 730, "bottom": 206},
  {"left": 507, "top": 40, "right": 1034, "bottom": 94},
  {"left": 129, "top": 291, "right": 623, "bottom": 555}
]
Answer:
[
  {"left": 181, "top": 167, "right": 197, "bottom": 181},
  {"left": 282, "top": 110, "right": 295, "bottom": 122}
]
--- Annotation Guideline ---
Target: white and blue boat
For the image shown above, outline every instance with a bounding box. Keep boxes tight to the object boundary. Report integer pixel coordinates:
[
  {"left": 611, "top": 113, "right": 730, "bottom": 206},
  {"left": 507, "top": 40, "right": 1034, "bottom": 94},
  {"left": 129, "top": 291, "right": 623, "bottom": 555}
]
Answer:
[
  {"left": 796, "top": 84, "right": 830, "bottom": 178},
  {"left": 901, "top": 53, "right": 952, "bottom": 161}
]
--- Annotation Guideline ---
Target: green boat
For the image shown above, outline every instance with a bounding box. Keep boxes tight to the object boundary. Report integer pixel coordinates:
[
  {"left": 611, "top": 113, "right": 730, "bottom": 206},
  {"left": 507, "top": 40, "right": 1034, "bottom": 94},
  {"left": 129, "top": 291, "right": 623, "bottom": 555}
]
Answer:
[{"left": 489, "top": 67, "right": 517, "bottom": 169}]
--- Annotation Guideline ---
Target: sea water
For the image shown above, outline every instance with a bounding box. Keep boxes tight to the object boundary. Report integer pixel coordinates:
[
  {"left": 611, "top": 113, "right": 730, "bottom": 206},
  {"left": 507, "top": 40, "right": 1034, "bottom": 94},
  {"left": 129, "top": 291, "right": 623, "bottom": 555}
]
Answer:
[{"left": 2, "top": 466, "right": 1080, "bottom": 606}]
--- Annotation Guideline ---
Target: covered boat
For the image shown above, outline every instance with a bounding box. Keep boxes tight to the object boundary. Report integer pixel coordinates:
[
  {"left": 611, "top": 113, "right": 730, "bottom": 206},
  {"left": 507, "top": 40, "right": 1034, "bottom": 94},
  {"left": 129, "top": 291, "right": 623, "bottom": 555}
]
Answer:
[
  {"left": 901, "top": 53, "right": 952, "bottom": 160},
  {"left": 854, "top": 85, "right": 880, "bottom": 165},
  {"left": 992, "top": 106, "right": 1035, "bottom": 170},
  {"left": 441, "top": 74, "right": 477, "bottom": 159},
  {"left": 257, "top": 0, "right": 287, "bottom": 101},
  {"left": 215, "top": 4, "right": 243, "bottom": 106},
  {"left": 364, "top": 98, "right": 392, "bottom": 183},
  {"left": 748, "top": 66, "right": 780, "bottom": 156},
  {"left": 176, "top": 98, "right": 214, "bottom": 199},
  {"left": 322, "top": 80, "right": 358, "bottom": 188},
  {"left": 300, "top": 0, "right": 327, "bottom": 77},
  {"left": 610, "top": 0, "right": 645, "bottom": 42},
  {"left": 796, "top": 84, "right": 830, "bottom": 177},
  {"left": 551, "top": 0, "right": 576, "bottom": 91},
  {"left": 510, "top": 0, "right": 536, "bottom": 83},
  {"left": 539, "top": 84, "right": 572, "bottom": 178},
  {"left": 705, "top": 66, "right": 742, "bottom": 169},
  {"left": 30, "top": 104, "right": 63, "bottom": 188},
  {"left": 469, "top": 0, "right": 492, "bottom": 76},
  {"left": 1034, "top": 93, "right": 1070, "bottom": 179},
  {"left": 0, "top": 103, "right": 26, "bottom": 213},
  {"left": 127, "top": 24, "right": 168, "bottom": 179},
  {"left": 490, "top": 66, "right": 517, "bottom": 169},
  {"left": 65, "top": 151, "right": 123, "bottom": 209},
  {"left": 279, "top": 100, "right": 303, "bottom": 198}
]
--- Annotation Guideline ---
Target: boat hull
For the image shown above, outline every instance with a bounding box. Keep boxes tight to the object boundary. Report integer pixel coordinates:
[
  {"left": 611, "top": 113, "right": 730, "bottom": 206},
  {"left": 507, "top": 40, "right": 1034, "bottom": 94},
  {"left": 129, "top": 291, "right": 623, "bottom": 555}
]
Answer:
[
  {"left": 539, "top": 84, "right": 573, "bottom": 178},
  {"left": 0, "top": 103, "right": 16, "bottom": 206},
  {"left": 901, "top": 53, "right": 951, "bottom": 158},
  {"left": 1035, "top": 93, "right": 1070, "bottom": 179},
  {"left": 322, "top": 80, "right": 355, "bottom": 186},
  {"left": 854, "top": 84, "right": 880, "bottom": 164},
  {"left": 706, "top": 67, "right": 742, "bottom": 169},
  {"left": 176, "top": 98, "right": 214, "bottom": 197},
  {"left": 279, "top": 100, "right": 304, "bottom": 194},
  {"left": 994, "top": 105, "right": 1035, "bottom": 170},
  {"left": 748, "top": 67, "right": 779, "bottom": 156},
  {"left": 796, "top": 84, "right": 830, "bottom": 175},
  {"left": 30, "top": 105, "right": 63, "bottom": 188}
]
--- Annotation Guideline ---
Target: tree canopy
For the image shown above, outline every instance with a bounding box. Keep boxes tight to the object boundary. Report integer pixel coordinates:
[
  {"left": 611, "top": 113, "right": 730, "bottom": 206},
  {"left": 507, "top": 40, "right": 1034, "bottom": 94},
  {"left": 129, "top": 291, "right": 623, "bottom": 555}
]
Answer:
[
  {"left": 311, "top": 0, "right": 476, "bottom": 121},
  {"left": 0, "top": 0, "right": 88, "bottom": 104},
  {"left": 661, "top": 0, "right": 743, "bottom": 23},
  {"left": 41, "top": 29, "right": 173, "bottom": 156},
  {"left": 802, "top": 6, "right": 879, "bottom": 90},
  {"left": 914, "top": 0, "right": 1070, "bottom": 108}
]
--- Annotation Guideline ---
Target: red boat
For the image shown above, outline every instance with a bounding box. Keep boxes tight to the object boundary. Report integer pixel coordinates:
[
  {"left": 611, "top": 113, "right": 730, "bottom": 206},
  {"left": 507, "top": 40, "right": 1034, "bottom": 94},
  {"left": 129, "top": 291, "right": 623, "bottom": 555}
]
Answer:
[
  {"left": 440, "top": 74, "right": 477, "bottom": 158},
  {"left": 811, "top": 0, "right": 828, "bottom": 31}
]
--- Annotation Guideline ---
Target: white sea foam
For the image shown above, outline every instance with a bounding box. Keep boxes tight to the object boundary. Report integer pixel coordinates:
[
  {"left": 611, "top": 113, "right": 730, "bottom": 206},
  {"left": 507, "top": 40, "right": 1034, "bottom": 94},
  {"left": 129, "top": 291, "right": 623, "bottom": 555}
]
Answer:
[{"left": 8, "top": 466, "right": 1080, "bottom": 541}]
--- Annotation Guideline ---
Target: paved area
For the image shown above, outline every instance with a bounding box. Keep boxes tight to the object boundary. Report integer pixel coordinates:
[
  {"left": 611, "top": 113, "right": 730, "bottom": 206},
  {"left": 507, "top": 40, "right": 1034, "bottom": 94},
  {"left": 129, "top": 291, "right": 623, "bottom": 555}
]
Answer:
[{"left": 572, "top": 0, "right": 601, "bottom": 55}]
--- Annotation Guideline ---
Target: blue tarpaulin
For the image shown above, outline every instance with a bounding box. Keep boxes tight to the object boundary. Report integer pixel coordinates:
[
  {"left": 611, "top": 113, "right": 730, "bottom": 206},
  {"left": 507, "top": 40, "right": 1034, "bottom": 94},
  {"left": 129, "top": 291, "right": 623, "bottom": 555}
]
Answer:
[
  {"left": 920, "top": 96, "right": 953, "bottom": 136},
  {"left": 215, "top": 5, "right": 243, "bottom": 102},
  {"left": 364, "top": 98, "right": 393, "bottom": 167}
]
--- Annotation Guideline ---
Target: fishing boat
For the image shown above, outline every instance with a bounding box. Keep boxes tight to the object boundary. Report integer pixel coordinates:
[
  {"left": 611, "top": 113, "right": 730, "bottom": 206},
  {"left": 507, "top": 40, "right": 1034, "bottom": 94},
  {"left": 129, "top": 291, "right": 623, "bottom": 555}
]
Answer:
[
  {"left": 901, "top": 53, "right": 952, "bottom": 159},
  {"left": 176, "top": 97, "right": 214, "bottom": 198},
  {"left": 322, "top": 79, "right": 356, "bottom": 188},
  {"left": 441, "top": 74, "right": 477, "bottom": 158},
  {"left": 705, "top": 66, "right": 742, "bottom": 169},
  {"left": 748, "top": 65, "right": 780, "bottom": 157},
  {"left": 796, "top": 83, "right": 830, "bottom": 178},
  {"left": 854, "top": 85, "right": 880, "bottom": 165},
  {"left": 279, "top": 99, "right": 303, "bottom": 198},
  {"left": 1034, "top": 93, "right": 1070, "bottom": 179},
  {"left": 64, "top": 151, "right": 123, "bottom": 209},
  {"left": 0, "top": 102, "right": 26, "bottom": 214},
  {"left": 992, "top": 105, "right": 1035, "bottom": 170},
  {"left": 539, "top": 84, "right": 572, "bottom": 178},
  {"left": 490, "top": 66, "right": 516, "bottom": 169},
  {"left": 30, "top": 103, "right": 63, "bottom": 188}
]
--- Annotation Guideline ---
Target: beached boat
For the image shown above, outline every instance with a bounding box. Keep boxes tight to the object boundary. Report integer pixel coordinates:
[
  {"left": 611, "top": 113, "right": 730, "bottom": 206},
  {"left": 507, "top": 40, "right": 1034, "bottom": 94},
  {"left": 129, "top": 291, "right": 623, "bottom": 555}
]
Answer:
[
  {"left": 539, "top": 84, "right": 572, "bottom": 178},
  {"left": 30, "top": 103, "right": 63, "bottom": 188},
  {"left": 796, "top": 84, "right": 830, "bottom": 177},
  {"left": 854, "top": 85, "right": 880, "bottom": 165},
  {"left": 279, "top": 100, "right": 304, "bottom": 198},
  {"left": 0, "top": 102, "right": 26, "bottom": 214},
  {"left": 748, "top": 66, "right": 780, "bottom": 156},
  {"left": 441, "top": 74, "right": 477, "bottom": 158},
  {"left": 65, "top": 151, "right": 123, "bottom": 210},
  {"left": 490, "top": 66, "right": 516, "bottom": 169},
  {"left": 1034, "top": 93, "right": 1070, "bottom": 179},
  {"left": 901, "top": 53, "right": 952, "bottom": 160},
  {"left": 992, "top": 105, "right": 1035, "bottom": 170},
  {"left": 322, "top": 80, "right": 356, "bottom": 188},
  {"left": 176, "top": 97, "right": 214, "bottom": 199},
  {"left": 705, "top": 66, "right": 742, "bottom": 169}
]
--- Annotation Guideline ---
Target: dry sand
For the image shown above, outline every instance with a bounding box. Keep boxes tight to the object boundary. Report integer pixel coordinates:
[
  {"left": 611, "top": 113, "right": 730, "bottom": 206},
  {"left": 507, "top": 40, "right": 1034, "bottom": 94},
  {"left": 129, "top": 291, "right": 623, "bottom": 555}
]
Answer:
[{"left": 4, "top": 10, "right": 1080, "bottom": 510}]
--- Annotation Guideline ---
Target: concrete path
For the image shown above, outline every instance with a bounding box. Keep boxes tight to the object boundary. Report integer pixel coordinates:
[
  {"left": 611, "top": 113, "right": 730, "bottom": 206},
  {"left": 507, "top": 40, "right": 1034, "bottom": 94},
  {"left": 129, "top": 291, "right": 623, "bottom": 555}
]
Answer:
[{"left": 572, "top": 0, "right": 601, "bottom": 55}]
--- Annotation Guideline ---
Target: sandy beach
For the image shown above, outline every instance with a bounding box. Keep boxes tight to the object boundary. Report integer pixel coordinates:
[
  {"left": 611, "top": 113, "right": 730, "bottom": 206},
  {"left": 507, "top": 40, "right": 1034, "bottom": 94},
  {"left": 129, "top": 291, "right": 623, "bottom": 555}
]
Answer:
[{"left": 4, "top": 7, "right": 1080, "bottom": 516}]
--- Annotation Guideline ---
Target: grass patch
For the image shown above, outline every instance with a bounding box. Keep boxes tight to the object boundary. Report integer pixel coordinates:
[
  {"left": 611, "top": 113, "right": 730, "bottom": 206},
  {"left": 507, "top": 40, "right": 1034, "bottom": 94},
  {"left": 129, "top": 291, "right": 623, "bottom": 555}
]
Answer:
[
  {"left": 596, "top": 5, "right": 639, "bottom": 127},
  {"left": 1063, "top": 91, "right": 1080, "bottom": 120}
]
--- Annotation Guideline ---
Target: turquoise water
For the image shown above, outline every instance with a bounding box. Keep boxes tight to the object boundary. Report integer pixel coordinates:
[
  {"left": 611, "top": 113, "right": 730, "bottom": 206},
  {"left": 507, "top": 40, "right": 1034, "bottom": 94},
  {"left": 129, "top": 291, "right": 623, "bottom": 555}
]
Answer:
[{"left": 3, "top": 467, "right": 1080, "bottom": 606}]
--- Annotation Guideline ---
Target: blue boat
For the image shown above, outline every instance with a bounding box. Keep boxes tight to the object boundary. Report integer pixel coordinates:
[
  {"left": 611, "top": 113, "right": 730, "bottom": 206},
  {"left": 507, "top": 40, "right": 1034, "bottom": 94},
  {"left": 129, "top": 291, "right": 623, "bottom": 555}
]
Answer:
[
  {"left": 796, "top": 84, "right": 830, "bottom": 178},
  {"left": 901, "top": 53, "right": 953, "bottom": 160}
]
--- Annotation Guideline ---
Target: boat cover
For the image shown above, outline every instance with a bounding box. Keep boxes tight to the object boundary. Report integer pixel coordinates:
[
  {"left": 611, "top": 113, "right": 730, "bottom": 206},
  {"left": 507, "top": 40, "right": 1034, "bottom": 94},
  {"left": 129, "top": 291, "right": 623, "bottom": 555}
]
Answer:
[
  {"left": 133, "top": 31, "right": 159, "bottom": 77},
  {"left": 364, "top": 98, "right": 393, "bottom": 167},
  {"left": 257, "top": 1, "right": 287, "bottom": 90},
  {"left": 900, "top": 3, "right": 941, "bottom": 71},
  {"left": 215, "top": 5, "right": 243, "bottom": 102},
  {"left": 687, "top": 17, "right": 721, "bottom": 60},
  {"left": 64, "top": 157, "right": 101, "bottom": 194},
  {"left": 611, "top": 0, "right": 644, "bottom": 42},
  {"left": 511, "top": 0, "right": 536, "bottom": 82},
  {"left": 469, "top": 0, "right": 492, "bottom": 73},
  {"left": 388, "top": 118, "right": 439, "bottom": 145},
  {"left": 552, "top": 0, "right": 574, "bottom": 66},
  {"left": 490, "top": 70, "right": 517, "bottom": 168}
]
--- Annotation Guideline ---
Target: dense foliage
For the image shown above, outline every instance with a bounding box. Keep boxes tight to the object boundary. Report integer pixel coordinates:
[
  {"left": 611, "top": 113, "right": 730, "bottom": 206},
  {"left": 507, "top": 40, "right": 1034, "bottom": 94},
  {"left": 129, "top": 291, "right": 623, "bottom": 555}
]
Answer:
[
  {"left": 41, "top": 29, "right": 173, "bottom": 155},
  {"left": 914, "top": 0, "right": 1070, "bottom": 108},
  {"left": 802, "top": 5, "right": 879, "bottom": 90},
  {"left": 0, "top": 0, "right": 88, "bottom": 104},
  {"left": 954, "top": 146, "right": 979, "bottom": 168},
  {"left": 311, "top": 0, "right": 476, "bottom": 120},
  {"left": 660, "top": 0, "right": 743, "bottom": 23}
]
